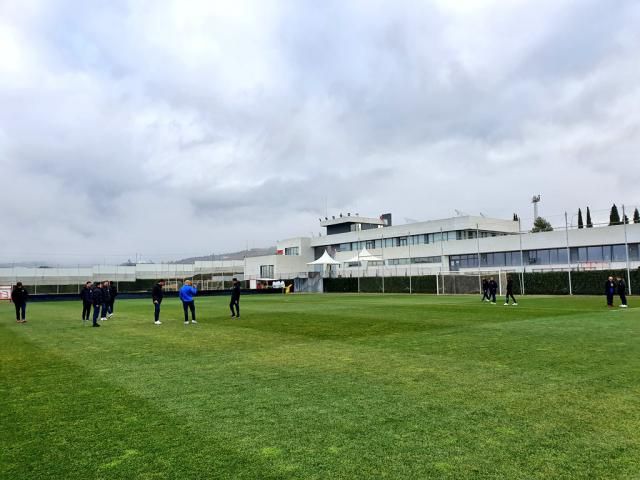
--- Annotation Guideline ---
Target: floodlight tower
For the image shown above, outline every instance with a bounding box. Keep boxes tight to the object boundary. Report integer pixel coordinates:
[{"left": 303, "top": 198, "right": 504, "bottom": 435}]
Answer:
[{"left": 532, "top": 195, "right": 541, "bottom": 221}]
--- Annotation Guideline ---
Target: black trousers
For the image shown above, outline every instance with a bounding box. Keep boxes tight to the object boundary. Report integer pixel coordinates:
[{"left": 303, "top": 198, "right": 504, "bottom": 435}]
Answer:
[
  {"left": 230, "top": 298, "right": 240, "bottom": 316},
  {"left": 619, "top": 293, "right": 627, "bottom": 306},
  {"left": 82, "top": 300, "right": 92, "bottom": 320},
  {"left": 182, "top": 301, "right": 196, "bottom": 322},
  {"left": 154, "top": 303, "right": 161, "bottom": 322},
  {"left": 505, "top": 292, "right": 517, "bottom": 303},
  {"left": 15, "top": 302, "right": 26, "bottom": 320},
  {"left": 481, "top": 289, "right": 490, "bottom": 300},
  {"left": 93, "top": 304, "right": 106, "bottom": 325},
  {"left": 490, "top": 291, "right": 496, "bottom": 302},
  {"left": 606, "top": 293, "right": 614, "bottom": 306},
  {"left": 107, "top": 299, "right": 115, "bottom": 314}
]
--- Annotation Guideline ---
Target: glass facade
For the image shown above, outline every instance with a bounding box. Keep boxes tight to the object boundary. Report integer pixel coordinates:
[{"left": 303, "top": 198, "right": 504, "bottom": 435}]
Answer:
[
  {"left": 329, "top": 229, "right": 508, "bottom": 252},
  {"left": 449, "top": 244, "right": 640, "bottom": 270}
]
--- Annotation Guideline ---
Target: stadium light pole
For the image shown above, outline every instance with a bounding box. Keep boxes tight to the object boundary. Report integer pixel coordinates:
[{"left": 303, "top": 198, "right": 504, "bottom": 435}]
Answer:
[
  {"left": 564, "top": 212, "right": 573, "bottom": 295},
  {"left": 476, "top": 224, "right": 481, "bottom": 293},
  {"left": 622, "top": 204, "right": 632, "bottom": 294},
  {"left": 357, "top": 233, "right": 361, "bottom": 294},
  {"left": 518, "top": 217, "right": 525, "bottom": 295},
  {"left": 381, "top": 232, "right": 385, "bottom": 294},
  {"left": 408, "top": 231, "right": 412, "bottom": 295},
  {"left": 439, "top": 226, "right": 445, "bottom": 295}
]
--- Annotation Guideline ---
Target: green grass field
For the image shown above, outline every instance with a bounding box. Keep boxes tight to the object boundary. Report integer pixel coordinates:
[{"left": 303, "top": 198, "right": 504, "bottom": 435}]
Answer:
[{"left": 1, "top": 294, "right": 639, "bottom": 479}]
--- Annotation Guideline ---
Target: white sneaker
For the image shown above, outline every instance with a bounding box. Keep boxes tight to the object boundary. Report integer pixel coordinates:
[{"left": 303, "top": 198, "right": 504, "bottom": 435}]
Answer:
[
  {"left": 513, "top": 303, "right": 518, "bottom": 306},
  {"left": 191, "top": 320, "right": 198, "bottom": 324},
  {"left": 107, "top": 313, "right": 114, "bottom": 318},
  {"left": 154, "top": 320, "right": 162, "bottom": 325},
  {"left": 491, "top": 302, "right": 496, "bottom": 305},
  {"left": 504, "top": 303, "right": 509, "bottom": 306},
  {"left": 620, "top": 304, "right": 628, "bottom": 308},
  {"left": 184, "top": 321, "right": 189, "bottom": 325},
  {"left": 101, "top": 317, "right": 107, "bottom": 321}
]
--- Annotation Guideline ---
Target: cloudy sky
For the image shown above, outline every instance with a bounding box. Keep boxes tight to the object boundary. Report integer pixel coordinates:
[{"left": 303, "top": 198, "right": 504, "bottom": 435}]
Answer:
[{"left": 1, "top": 0, "right": 640, "bottom": 264}]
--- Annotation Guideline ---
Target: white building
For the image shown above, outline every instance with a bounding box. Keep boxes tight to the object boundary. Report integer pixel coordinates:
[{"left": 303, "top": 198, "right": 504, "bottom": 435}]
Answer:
[{"left": 243, "top": 213, "right": 640, "bottom": 281}]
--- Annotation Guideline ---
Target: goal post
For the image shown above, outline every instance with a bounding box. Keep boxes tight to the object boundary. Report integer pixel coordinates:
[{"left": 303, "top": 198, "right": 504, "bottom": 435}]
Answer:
[{"left": 436, "top": 271, "right": 506, "bottom": 295}]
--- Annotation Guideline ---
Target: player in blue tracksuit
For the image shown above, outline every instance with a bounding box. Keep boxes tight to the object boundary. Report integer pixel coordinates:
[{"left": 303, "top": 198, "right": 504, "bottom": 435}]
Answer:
[{"left": 179, "top": 280, "right": 198, "bottom": 324}]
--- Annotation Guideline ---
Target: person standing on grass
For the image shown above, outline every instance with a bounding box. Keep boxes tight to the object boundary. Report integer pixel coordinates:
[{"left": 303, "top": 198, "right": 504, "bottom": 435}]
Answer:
[
  {"left": 80, "top": 281, "right": 93, "bottom": 322},
  {"left": 488, "top": 277, "right": 498, "bottom": 304},
  {"left": 107, "top": 281, "right": 118, "bottom": 317},
  {"left": 481, "top": 278, "right": 490, "bottom": 302},
  {"left": 605, "top": 276, "right": 616, "bottom": 308},
  {"left": 617, "top": 277, "right": 628, "bottom": 308},
  {"left": 230, "top": 278, "right": 241, "bottom": 318},
  {"left": 11, "top": 282, "right": 28, "bottom": 323},
  {"left": 91, "top": 282, "right": 104, "bottom": 327},
  {"left": 179, "top": 280, "right": 198, "bottom": 325},
  {"left": 504, "top": 275, "right": 518, "bottom": 306},
  {"left": 152, "top": 279, "right": 165, "bottom": 325},
  {"left": 100, "top": 281, "right": 111, "bottom": 321}
]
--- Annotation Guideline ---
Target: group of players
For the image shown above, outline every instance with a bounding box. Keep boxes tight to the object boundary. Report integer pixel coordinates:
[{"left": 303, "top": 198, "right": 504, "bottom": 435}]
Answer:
[
  {"left": 80, "top": 280, "right": 118, "bottom": 326},
  {"left": 85, "top": 277, "right": 243, "bottom": 327},
  {"left": 8, "top": 278, "right": 242, "bottom": 326},
  {"left": 7, "top": 274, "right": 630, "bottom": 325},
  {"left": 480, "top": 276, "right": 518, "bottom": 305}
]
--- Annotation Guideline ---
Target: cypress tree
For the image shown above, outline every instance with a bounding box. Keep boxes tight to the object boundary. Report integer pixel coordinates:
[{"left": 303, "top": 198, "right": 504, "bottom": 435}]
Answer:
[
  {"left": 634, "top": 208, "right": 640, "bottom": 224},
  {"left": 623, "top": 214, "right": 629, "bottom": 224},
  {"left": 577, "top": 208, "right": 583, "bottom": 228},
  {"left": 586, "top": 207, "right": 593, "bottom": 228},
  {"left": 609, "top": 204, "right": 621, "bottom": 225}
]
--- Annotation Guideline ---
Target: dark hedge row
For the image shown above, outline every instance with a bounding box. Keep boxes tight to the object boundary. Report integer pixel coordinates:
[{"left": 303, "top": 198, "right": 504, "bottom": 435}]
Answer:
[
  {"left": 326, "top": 270, "right": 640, "bottom": 295},
  {"left": 324, "top": 276, "right": 437, "bottom": 294}
]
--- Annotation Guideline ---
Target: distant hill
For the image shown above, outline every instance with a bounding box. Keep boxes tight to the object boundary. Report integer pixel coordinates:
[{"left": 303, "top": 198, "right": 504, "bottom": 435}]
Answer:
[{"left": 172, "top": 247, "right": 276, "bottom": 264}]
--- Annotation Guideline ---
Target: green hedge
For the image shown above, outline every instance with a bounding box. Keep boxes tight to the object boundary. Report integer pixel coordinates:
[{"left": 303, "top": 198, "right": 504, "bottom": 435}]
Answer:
[
  {"left": 508, "top": 269, "right": 640, "bottom": 295},
  {"left": 325, "top": 271, "right": 640, "bottom": 295},
  {"left": 324, "top": 276, "right": 437, "bottom": 294}
]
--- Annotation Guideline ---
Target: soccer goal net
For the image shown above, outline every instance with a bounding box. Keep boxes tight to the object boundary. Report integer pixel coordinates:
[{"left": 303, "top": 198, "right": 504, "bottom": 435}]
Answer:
[{"left": 437, "top": 271, "right": 508, "bottom": 296}]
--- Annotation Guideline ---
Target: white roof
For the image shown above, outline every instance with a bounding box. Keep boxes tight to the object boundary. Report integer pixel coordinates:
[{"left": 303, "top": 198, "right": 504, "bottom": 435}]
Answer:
[
  {"left": 345, "top": 248, "right": 383, "bottom": 263},
  {"left": 307, "top": 251, "right": 341, "bottom": 265}
]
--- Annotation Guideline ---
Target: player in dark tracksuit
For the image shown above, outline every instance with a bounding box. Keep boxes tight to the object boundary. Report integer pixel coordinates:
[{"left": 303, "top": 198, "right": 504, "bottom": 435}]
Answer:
[
  {"left": 91, "top": 283, "right": 104, "bottom": 327},
  {"left": 100, "top": 281, "right": 111, "bottom": 321},
  {"left": 605, "top": 276, "right": 616, "bottom": 307},
  {"left": 488, "top": 278, "right": 498, "bottom": 304},
  {"left": 617, "top": 277, "right": 628, "bottom": 308},
  {"left": 11, "top": 282, "right": 28, "bottom": 323},
  {"left": 80, "top": 281, "right": 93, "bottom": 322},
  {"left": 152, "top": 280, "right": 165, "bottom": 325},
  {"left": 504, "top": 276, "right": 517, "bottom": 305},
  {"left": 230, "top": 278, "right": 241, "bottom": 318},
  {"left": 107, "top": 281, "right": 118, "bottom": 317},
  {"left": 481, "top": 278, "right": 490, "bottom": 302}
]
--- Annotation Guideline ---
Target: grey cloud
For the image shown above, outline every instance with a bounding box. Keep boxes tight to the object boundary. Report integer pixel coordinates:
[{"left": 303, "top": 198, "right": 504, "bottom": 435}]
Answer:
[{"left": 1, "top": 0, "right": 639, "bottom": 263}]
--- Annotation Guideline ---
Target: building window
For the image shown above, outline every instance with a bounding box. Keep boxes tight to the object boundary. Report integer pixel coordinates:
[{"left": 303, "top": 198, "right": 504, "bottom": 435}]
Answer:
[
  {"left": 338, "top": 243, "right": 351, "bottom": 252},
  {"left": 284, "top": 247, "right": 299, "bottom": 256},
  {"left": 366, "top": 240, "right": 376, "bottom": 250},
  {"left": 260, "top": 265, "right": 274, "bottom": 278},
  {"left": 411, "top": 256, "right": 441, "bottom": 264},
  {"left": 398, "top": 237, "right": 408, "bottom": 247}
]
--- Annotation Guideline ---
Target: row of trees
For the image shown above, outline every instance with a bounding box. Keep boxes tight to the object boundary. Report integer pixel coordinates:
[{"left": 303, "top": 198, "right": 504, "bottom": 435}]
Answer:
[
  {"left": 529, "top": 204, "right": 640, "bottom": 233},
  {"left": 606, "top": 204, "right": 640, "bottom": 226}
]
